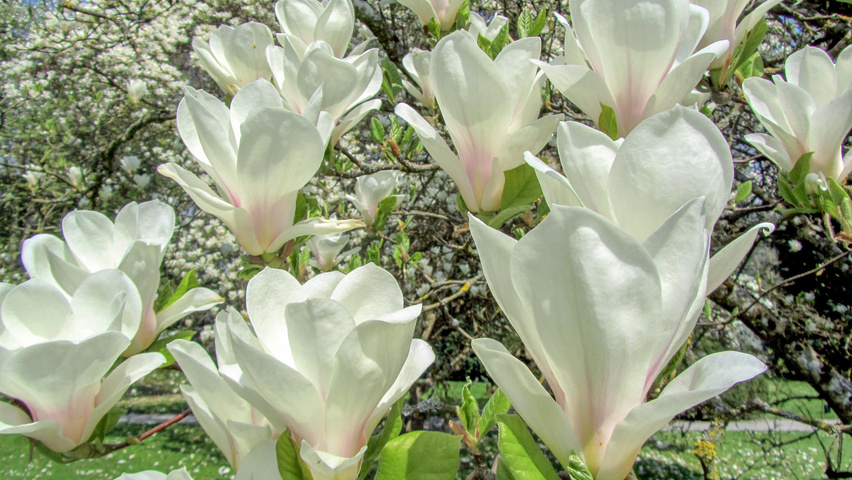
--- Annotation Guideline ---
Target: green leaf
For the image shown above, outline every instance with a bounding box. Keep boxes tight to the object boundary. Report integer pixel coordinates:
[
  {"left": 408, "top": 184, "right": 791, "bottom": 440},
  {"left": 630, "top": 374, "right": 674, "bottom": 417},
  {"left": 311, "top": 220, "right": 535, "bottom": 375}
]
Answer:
[
  {"left": 735, "top": 181, "right": 752, "bottom": 203},
  {"left": 374, "top": 431, "right": 461, "bottom": 480},
  {"left": 346, "top": 254, "right": 363, "bottom": 273},
  {"left": 734, "top": 52, "right": 764, "bottom": 82},
  {"left": 237, "top": 264, "right": 264, "bottom": 281},
  {"left": 401, "top": 125, "right": 415, "bottom": 150},
  {"left": 564, "top": 455, "right": 593, "bottom": 480},
  {"left": 529, "top": 8, "right": 547, "bottom": 37},
  {"left": 276, "top": 431, "right": 311, "bottom": 480},
  {"left": 295, "top": 192, "right": 309, "bottom": 222},
  {"left": 826, "top": 178, "right": 850, "bottom": 207},
  {"left": 488, "top": 204, "right": 533, "bottom": 229},
  {"left": 497, "top": 458, "right": 517, "bottom": 480},
  {"left": 517, "top": 9, "right": 534, "bottom": 38},
  {"left": 489, "top": 25, "right": 511, "bottom": 58},
  {"left": 371, "top": 117, "right": 386, "bottom": 144},
  {"left": 454, "top": 0, "right": 470, "bottom": 29},
  {"left": 366, "top": 239, "right": 384, "bottom": 265},
  {"left": 381, "top": 58, "right": 404, "bottom": 104},
  {"left": 373, "top": 195, "right": 398, "bottom": 232},
  {"left": 148, "top": 330, "right": 197, "bottom": 367},
  {"left": 840, "top": 196, "right": 852, "bottom": 235},
  {"left": 501, "top": 163, "right": 543, "bottom": 211},
  {"left": 427, "top": 17, "right": 442, "bottom": 40},
  {"left": 88, "top": 407, "right": 126, "bottom": 446},
  {"left": 477, "top": 33, "right": 493, "bottom": 56},
  {"left": 789, "top": 152, "right": 813, "bottom": 185},
  {"left": 496, "top": 414, "right": 561, "bottom": 480},
  {"left": 456, "top": 192, "right": 470, "bottom": 216},
  {"left": 157, "top": 269, "right": 198, "bottom": 312},
  {"left": 479, "top": 388, "right": 511, "bottom": 437},
  {"left": 360, "top": 400, "right": 404, "bottom": 479},
  {"left": 598, "top": 103, "right": 619, "bottom": 140},
  {"left": 731, "top": 18, "right": 768, "bottom": 77},
  {"left": 459, "top": 381, "right": 480, "bottom": 436}
]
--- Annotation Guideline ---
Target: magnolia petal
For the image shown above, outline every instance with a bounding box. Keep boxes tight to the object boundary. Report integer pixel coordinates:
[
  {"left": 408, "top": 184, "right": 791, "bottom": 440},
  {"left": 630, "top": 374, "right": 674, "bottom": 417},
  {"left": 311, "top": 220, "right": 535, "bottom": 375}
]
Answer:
[
  {"left": 524, "top": 152, "right": 583, "bottom": 209},
  {"left": 785, "top": 46, "right": 838, "bottom": 108},
  {"left": 333, "top": 99, "right": 381, "bottom": 145},
  {"left": 183, "top": 91, "right": 240, "bottom": 190},
  {"left": 71, "top": 269, "right": 142, "bottom": 342},
  {"left": 394, "top": 103, "right": 478, "bottom": 210},
  {"left": 86, "top": 352, "right": 165, "bottom": 443},
  {"left": 235, "top": 439, "right": 283, "bottom": 480},
  {"left": 509, "top": 206, "right": 662, "bottom": 465},
  {"left": 276, "top": 0, "right": 322, "bottom": 45},
  {"left": 809, "top": 89, "right": 852, "bottom": 179},
  {"left": 554, "top": 13, "right": 587, "bottom": 67},
  {"left": 494, "top": 114, "right": 562, "bottom": 171},
  {"left": 472, "top": 338, "right": 579, "bottom": 465},
  {"left": 21, "top": 234, "right": 77, "bottom": 283},
  {"left": 643, "top": 43, "right": 726, "bottom": 121},
  {"left": 367, "top": 339, "right": 434, "bottom": 433},
  {"left": 299, "top": 47, "right": 359, "bottom": 119},
  {"left": 571, "top": 0, "right": 690, "bottom": 132},
  {"left": 707, "top": 222, "right": 775, "bottom": 292},
  {"left": 237, "top": 107, "right": 324, "bottom": 199},
  {"left": 285, "top": 298, "right": 356, "bottom": 394},
  {"left": 246, "top": 268, "right": 305, "bottom": 366},
  {"left": 640, "top": 198, "right": 710, "bottom": 388},
  {"left": 62, "top": 210, "right": 120, "bottom": 271},
  {"left": 837, "top": 46, "right": 852, "bottom": 93},
  {"left": 775, "top": 82, "right": 815, "bottom": 144},
  {"left": 324, "top": 319, "right": 414, "bottom": 456},
  {"left": 468, "top": 213, "right": 552, "bottom": 379},
  {"left": 745, "top": 133, "right": 793, "bottom": 172},
  {"left": 157, "top": 163, "right": 263, "bottom": 255},
  {"left": 733, "top": 0, "right": 785, "bottom": 61},
  {"left": 149, "top": 287, "right": 222, "bottom": 344},
  {"left": 268, "top": 218, "right": 364, "bottom": 256},
  {"left": 396, "top": 0, "right": 434, "bottom": 26},
  {"left": 556, "top": 120, "right": 618, "bottom": 218},
  {"left": 598, "top": 352, "right": 766, "bottom": 480},
  {"left": 0, "top": 411, "right": 75, "bottom": 453},
  {"left": 432, "top": 32, "right": 513, "bottom": 175},
  {"left": 535, "top": 62, "right": 613, "bottom": 128},
  {"left": 1, "top": 279, "right": 73, "bottom": 347},
  {"left": 609, "top": 106, "right": 733, "bottom": 242},
  {"left": 315, "top": 0, "right": 355, "bottom": 58},
  {"left": 329, "top": 263, "right": 405, "bottom": 322},
  {"left": 300, "top": 441, "right": 366, "bottom": 480},
  {"left": 227, "top": 315, "right": 325, "bottom": 442},
  {"left": 230, "top": 81, "right": 285, "bottom": 144}
]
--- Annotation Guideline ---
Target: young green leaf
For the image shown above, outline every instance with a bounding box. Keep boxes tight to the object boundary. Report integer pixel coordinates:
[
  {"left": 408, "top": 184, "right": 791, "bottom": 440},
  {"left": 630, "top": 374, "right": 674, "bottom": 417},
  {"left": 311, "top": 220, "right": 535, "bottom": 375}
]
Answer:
[
  {"left": 497, "top": 414, "right": 561, "bottom": 480},
  {"left": 371, "top": 117, "right": 386, "bottom": 144},
  {"left": 501, "top": 164, "right": 543, "bottom": 211},
  {"left": 517, "top": 9, "right": 534, "bottom": 38},
  {"left": 598, "top": 103, "right": 619, "bottom": 140},
  {"left": 276, "top": 431, "right": 310, "bottom": 480},
  {"left": 374, "top": 431, "right": 461, "bottom": 480},
  {"left": 359, "top": 400, "right": 404, "bottom": 479},
  {"left": 459, "top": 381, "right": 480, "bottom": 436},
  {"left": 735, "top": 181, "right": 752, "bottom": 203},
  {"left": 479, "top": 388, "right": 511, "bottom": 437},
  {"left": 157, "top": 269, "right": 198, "bottom": 312},
  {"left": 529, "top": 8, "right": 548, "bottom": 37}
]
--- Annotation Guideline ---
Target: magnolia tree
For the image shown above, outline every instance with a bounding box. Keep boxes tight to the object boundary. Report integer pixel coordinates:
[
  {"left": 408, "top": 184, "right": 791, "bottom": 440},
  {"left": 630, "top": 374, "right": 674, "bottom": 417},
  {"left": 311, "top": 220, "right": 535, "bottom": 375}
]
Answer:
[{"left": 1, "top": 0, "right": 852, "bottom": 479}]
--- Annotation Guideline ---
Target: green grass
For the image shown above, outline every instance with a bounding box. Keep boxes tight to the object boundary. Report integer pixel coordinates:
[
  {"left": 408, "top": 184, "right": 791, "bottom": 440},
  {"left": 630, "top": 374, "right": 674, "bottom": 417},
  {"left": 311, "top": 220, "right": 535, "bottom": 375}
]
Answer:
[
  {"left": 636, "top": 429, "right": 850, "bottom": 480},
  {"left": 0, "top": 424, "right": 228, "bottom": 479}
]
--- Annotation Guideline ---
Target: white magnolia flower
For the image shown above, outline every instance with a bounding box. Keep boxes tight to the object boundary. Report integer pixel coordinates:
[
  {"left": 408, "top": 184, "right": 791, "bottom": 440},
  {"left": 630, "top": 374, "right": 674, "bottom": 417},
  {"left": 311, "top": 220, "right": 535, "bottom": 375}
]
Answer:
[
  {"left": 275, "top": 0, "right": 355, "bottom": 58},
  {"left": 67, "top": 166, "right": 83, "bottom": 188},
  {"left": 0, "top": 275, "right": 164, "bottom": 452},
  {"left": 222, "top": 265, "right": 435, "bottom": 480},
  {"left": 168, "top": 336, "right": 276, "bottom": 471},
  {"left": 267, "top": 40, "right": 382, "bottom": 146},
  {"left": 397, "top": 0, "right": 465, "bottom": 30},
  {"left": 744, "top": 45, "right": 852, "bottom": 180},
  {"left": 692, "top": 0, "right": 783, "bottom": 75},
  {"left": 470, "top": 205, "right": 766, "bottom": 480},
  {"left": 114, "top": 468, "right": 194, "bottom": 480},
  {"left": 526, "top": 106, "right": 774, "bottom": 292},
  {"left": 127, "top": 79, "right": 149, "bottom": 104},
  {"left": 192, "top": 23, "right": 274, "bottom": 97},
  {"left": 20, "top": 201, "right": 221, "bottom": 355},
  {"left": 159, "top": 80, "right": 359, "bottom": 256},
  {"left": 538, "top": 0, "right": 728, "bottom": 136},
  {"left": 133, "top": 174, "right": 151, "bottom": 188},
  {"left": 307, "top": 233, "right": 358, "bottom": 272},
  {"left": 345, "top": 170, "right": 404, "bottom": 227},
  {"left": 468, "top": 12, "right": 508, "bottom": 42},
  {"left": 396, "top": 31, "right": 562, "bottom": 212},
  {"left": 121, "top": 155, "right": 141, "bottom": 174},
  {"left": 401, "top": 49, "right": 435, "bottom": 109}
]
